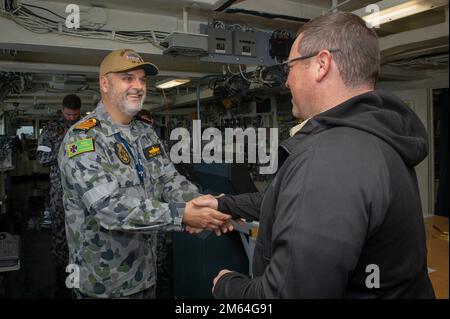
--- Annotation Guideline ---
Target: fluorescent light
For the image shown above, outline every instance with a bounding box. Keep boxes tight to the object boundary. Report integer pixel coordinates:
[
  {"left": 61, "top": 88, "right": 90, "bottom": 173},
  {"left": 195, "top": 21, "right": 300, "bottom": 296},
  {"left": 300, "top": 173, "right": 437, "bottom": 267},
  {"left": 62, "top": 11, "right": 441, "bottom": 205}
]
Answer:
[
  {"left": 363, "top": 0, "right": 445, "bottom": 27},
  {"left": 155, "top": 78, "right": 190, "bottom": 89}
]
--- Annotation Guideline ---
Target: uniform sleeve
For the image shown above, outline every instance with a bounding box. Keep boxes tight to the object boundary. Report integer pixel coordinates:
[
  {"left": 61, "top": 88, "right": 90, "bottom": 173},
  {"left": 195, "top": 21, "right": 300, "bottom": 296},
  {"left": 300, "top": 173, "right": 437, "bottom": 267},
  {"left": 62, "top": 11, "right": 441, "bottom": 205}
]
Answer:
[
  {"left": 36, "top": 126, "right": 57, "bottom": 166},
  {"left": 59, "top": 134, "right": 187, "bottom": 233},
  {"left": 217, "top": 192, "right": 264, "bottom": 221},
  {"left": 160, "top": 156, "right": 202, "bottom": 203},
  {"left": 155, "top": 136, "right": 202, "bottom": 203}
]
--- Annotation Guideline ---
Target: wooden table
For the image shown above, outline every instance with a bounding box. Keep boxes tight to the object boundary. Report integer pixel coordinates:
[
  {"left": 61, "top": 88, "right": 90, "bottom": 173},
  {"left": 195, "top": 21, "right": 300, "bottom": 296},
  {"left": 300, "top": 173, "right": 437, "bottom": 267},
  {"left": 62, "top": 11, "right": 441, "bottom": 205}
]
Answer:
[{"left": 424, "top": 215, "right": 449, "bottom": 299}]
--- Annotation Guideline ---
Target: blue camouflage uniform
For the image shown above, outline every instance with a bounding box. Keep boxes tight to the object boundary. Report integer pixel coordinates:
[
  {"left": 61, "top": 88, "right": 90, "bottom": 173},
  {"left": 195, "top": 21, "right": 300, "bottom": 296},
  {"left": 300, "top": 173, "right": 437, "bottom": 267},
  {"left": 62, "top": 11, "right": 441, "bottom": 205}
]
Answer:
[{"left": 58, "top": 102, "right": 201, "bottom": 298}]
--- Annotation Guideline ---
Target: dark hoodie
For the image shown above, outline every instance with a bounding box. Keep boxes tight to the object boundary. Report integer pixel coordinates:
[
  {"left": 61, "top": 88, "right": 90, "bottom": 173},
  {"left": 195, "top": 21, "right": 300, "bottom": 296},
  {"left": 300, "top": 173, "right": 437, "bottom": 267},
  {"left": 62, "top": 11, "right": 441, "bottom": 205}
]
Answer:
[{"left": 214, "top": 90, "right": 435, "bottom": 299}]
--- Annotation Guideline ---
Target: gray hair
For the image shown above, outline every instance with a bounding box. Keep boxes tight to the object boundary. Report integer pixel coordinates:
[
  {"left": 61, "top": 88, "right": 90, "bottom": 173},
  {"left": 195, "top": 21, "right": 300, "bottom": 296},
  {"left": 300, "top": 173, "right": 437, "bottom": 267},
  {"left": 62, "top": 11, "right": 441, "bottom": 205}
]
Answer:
[{"left": 297, "top": 11, "right": 380, "bottom": 88}]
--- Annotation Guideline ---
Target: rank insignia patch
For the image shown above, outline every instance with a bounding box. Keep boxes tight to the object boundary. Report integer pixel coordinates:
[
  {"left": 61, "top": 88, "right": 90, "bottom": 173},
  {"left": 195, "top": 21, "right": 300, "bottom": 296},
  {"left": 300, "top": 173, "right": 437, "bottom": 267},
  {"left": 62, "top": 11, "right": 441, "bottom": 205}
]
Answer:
[
  {"left": 74, "top": 118, "right": 98, "bottom": 131},
  {"left": 115, "top": 143, "right": 131, "bottom": 165},
  {"left": 143, "top": 144, "right": 162, "bottom": 160},
  {"left": 67, "top": 138, "right": 95, "bottom": 158}
]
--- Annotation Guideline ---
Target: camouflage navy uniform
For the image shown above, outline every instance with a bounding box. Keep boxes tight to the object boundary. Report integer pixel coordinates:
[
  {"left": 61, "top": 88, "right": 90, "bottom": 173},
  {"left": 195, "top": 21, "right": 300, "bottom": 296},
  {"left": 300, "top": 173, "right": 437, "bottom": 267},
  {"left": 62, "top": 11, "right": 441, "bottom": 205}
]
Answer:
[
  {"left": 36, "top": 117, "right": 72, "bottom": 271},
  {"left": 58, "top": 102, "right": 201, "bottom": 298}
]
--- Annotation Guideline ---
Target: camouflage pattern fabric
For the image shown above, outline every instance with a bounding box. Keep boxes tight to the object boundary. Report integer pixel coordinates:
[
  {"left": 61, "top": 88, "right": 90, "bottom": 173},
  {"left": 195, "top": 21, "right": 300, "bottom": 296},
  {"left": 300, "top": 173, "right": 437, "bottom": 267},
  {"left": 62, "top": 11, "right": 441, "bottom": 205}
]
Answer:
[
  {"left": 58, "top": 102, "right": 201, "bottom": 298},
  {"left": 36, "top": 117, "right": 72, "bottom": 270}
]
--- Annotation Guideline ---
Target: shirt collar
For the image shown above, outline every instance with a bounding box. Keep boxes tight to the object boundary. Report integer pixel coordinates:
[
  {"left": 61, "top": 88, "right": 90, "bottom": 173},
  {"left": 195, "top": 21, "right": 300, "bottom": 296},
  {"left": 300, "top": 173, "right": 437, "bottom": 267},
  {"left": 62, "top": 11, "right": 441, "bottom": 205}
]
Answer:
[{"left": 289, "top": 118, "right": 310, "bottom": 137}]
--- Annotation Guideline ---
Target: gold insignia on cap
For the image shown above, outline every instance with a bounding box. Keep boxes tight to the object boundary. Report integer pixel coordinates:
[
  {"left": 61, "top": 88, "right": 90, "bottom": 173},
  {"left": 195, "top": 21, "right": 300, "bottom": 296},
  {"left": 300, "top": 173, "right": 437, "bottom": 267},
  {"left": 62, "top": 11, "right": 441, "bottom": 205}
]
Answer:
[
  {"left": 126, "top": 52, "right": 144, "bottom": 64},
  {"left": 115, "top": 143, "right": 130, "bottom": 165},
  {"left": 74, "top": 118, "right": 98, "bottom": 131}
]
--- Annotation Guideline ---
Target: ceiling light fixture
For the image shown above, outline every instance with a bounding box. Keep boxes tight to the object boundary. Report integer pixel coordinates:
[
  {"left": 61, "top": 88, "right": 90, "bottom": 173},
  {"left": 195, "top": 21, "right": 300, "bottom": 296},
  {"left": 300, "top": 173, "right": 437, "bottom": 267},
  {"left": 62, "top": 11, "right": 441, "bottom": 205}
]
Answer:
[
  {"left": 155, "top": 78, "right": 191, "bottom": 89},
  {"left": 362, "top": 0, "right": 446, "bottom": 27}
]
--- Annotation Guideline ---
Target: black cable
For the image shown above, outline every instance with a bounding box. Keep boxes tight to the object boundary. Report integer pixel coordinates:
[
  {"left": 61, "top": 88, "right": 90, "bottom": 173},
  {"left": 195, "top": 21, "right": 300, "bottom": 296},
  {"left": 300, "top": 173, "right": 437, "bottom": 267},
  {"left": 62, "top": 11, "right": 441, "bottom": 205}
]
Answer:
[
  {"left": 224, "top": 8, "right": 310, "bottom": 23},
  {"left": 115, "top": 29, "right": 169, "bottom": 34},
  {"left": 196, "top": 75, "right": 223, "bottom": 120},
  {"left": 214, "top": 0, "right": 238, "bottom": 12}
]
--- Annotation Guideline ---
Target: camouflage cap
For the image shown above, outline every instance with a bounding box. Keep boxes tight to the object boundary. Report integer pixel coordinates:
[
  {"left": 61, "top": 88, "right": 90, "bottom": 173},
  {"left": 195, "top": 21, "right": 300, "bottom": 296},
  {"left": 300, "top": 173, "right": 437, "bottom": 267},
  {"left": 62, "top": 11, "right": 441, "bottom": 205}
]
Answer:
[{"left": 99, "top": 49, "right": 159, "bottom": 76}]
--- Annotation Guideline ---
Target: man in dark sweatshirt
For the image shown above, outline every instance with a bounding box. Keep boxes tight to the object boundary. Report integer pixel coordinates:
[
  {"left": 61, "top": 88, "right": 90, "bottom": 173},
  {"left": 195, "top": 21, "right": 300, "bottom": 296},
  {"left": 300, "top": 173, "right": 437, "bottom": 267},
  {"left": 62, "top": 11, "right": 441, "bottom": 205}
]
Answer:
[{"left": 192, "top": 12, "right": 435, "bottom": 298}]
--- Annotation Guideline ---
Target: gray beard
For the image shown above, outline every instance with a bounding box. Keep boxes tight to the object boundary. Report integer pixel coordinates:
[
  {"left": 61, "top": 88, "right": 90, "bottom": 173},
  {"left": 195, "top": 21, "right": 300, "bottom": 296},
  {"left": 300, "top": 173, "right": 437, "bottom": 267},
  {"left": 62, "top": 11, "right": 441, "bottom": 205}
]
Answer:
[{"left": 118, "top": 99, "right": 143, "bottom": 116}]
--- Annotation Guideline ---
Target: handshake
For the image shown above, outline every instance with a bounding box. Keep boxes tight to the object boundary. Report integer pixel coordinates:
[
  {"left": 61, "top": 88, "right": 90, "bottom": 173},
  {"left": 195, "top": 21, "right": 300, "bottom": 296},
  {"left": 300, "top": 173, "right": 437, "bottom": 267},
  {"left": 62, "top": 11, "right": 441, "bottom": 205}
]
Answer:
[{"left": 182, "top": 194, "right": 239, "bottom": 236}]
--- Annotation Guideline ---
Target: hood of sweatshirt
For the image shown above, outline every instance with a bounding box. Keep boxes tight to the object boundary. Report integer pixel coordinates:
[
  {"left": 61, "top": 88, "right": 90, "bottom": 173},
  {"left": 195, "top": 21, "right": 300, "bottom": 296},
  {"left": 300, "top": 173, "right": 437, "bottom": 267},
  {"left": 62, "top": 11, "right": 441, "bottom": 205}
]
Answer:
[{"left": 284, "top": 90, "right": 428, "bottom": 167}]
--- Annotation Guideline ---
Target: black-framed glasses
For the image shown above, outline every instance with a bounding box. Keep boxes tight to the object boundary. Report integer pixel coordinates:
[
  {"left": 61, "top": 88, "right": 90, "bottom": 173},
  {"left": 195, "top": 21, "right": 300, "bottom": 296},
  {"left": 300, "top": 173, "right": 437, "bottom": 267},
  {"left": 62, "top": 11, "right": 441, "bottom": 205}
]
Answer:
[{"left": 279, "top": 49, "right": 341, "bottom": 77}]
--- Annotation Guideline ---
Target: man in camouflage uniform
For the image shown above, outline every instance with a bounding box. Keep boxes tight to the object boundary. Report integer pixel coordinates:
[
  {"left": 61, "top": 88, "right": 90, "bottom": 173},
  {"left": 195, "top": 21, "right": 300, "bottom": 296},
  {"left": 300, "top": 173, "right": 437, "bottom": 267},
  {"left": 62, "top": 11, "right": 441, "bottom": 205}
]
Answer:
[
  {"left": 58, "top": 49, "right": 231, "bottom": 298},
  {"left": 36, "top": 94, "right": 81, "bottom": 298}
]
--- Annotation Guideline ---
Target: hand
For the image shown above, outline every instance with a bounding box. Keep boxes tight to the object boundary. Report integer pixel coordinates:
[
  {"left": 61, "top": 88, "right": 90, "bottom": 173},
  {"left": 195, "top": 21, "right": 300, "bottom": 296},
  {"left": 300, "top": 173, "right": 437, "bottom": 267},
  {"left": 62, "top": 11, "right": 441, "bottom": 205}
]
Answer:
[
  {"left": 192, "top": 194, "right": 220, "bottom": 210},
  {"left": 183, "top": 200, "right": 231, "bottom": 231},
  {"left": 185, "top": 221, "right": 234, "bottom": 236},
  {"left": 185, "top": 194, "right": 218, "bottom": 234},
  {"left": 189, "top": 194, "right": 245, "bottom": 236},
  {"left": 190, "top": 194, "right": 233, "bottom": 236},
  {"left": 185, "top": 225, "right": 204, "bottom": 234},
  {"left": 212, "top": 269, "right": 232, "bottom": 293}
]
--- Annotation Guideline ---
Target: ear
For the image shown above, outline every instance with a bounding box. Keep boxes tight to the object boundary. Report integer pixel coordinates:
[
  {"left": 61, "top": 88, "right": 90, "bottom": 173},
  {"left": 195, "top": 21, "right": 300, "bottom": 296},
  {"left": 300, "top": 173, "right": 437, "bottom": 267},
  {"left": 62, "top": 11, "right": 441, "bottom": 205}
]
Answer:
[
  {"left": 99, "top": 75, "right": 109, "bottom": 93},
  {"left": 315, "top": 50, "right": 332, "bottom": 82}
]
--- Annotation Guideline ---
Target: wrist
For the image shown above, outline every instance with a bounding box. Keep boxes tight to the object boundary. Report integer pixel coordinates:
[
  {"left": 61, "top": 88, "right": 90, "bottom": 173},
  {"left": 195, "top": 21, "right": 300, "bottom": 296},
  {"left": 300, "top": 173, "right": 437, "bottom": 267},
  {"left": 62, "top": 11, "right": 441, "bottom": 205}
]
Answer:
[{"left": 169, "top": 202, "right": 186, "bottom": 227}]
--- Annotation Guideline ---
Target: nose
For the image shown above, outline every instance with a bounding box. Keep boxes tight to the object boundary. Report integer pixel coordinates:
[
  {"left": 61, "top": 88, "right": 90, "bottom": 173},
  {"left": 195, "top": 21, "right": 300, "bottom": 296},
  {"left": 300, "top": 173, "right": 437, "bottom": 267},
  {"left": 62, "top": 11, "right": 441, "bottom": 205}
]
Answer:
[
  {"left": 285, "top": 76, "right": 290, "bottom": 89},
  {"left": 132, "top": 78, "right": 146, "bottom": 92}
]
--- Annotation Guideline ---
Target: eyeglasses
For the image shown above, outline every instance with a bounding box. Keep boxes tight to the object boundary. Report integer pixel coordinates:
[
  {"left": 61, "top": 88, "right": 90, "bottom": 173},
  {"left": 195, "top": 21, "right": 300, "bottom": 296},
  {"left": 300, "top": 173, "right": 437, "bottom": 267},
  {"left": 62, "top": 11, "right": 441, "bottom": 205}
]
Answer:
[{"left": 279, "top": 49, "right": 341, "bottom": 77}]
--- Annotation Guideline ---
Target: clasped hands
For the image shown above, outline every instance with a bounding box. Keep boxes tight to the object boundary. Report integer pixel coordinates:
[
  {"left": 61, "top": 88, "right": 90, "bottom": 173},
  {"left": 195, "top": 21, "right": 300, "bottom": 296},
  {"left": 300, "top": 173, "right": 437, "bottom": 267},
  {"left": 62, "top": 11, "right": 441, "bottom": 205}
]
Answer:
[{"left": 182, "top": 194, "right": 238, "bottom": 236}]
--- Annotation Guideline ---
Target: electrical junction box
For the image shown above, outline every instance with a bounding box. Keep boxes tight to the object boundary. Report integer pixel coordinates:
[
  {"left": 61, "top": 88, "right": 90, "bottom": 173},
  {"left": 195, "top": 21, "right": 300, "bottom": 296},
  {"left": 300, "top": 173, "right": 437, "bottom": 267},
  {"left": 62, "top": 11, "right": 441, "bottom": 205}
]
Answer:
[
  {"left": 208, "top": 28, "right": 233, "bottom": 55},
  {"left": 233, "top": 30, "right": 257, "bottom": 57},
  {"left": 49, "top": 75, "right": 86, "bottom": 90},
  {"left": 200, "top": 28, "right": 276, "bottom": 66},
  {"left": 161, "top": 32, "right": 208, "bottom": 56}
]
